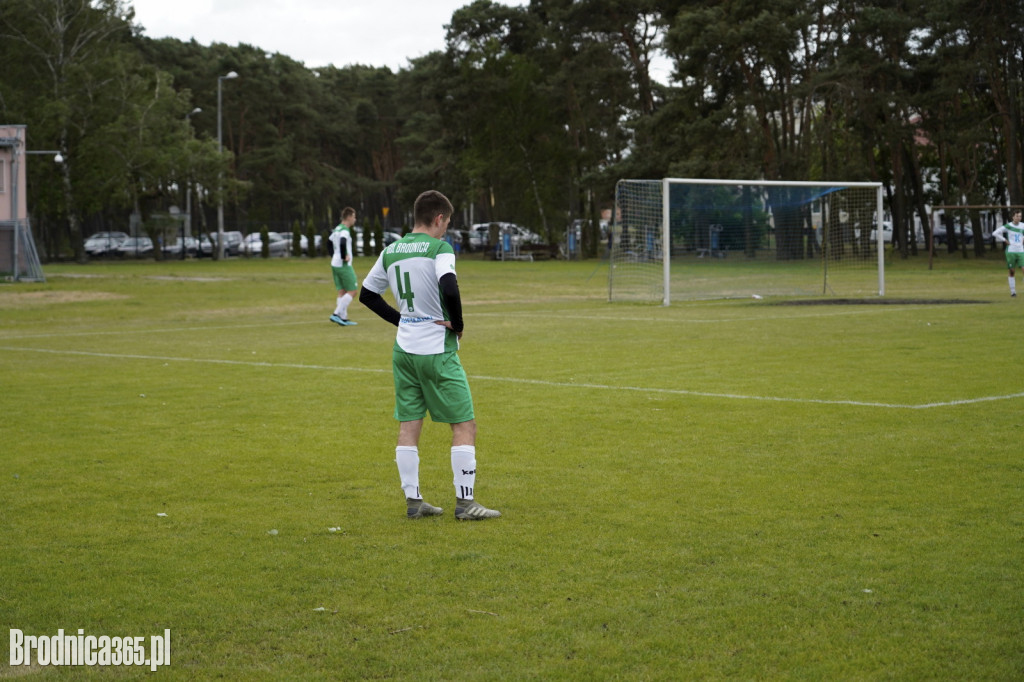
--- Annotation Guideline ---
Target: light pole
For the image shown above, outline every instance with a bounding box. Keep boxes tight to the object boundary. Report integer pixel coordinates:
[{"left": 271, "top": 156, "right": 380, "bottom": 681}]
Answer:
[
  {"left": 25, "top": 150, "right": 64, "bottom": 163},
  {"left": 183, "top": 107, "right": 201, "bottom": 259},
  {"left": 216, "top": 71, "right": 238, "bottom": 260}
]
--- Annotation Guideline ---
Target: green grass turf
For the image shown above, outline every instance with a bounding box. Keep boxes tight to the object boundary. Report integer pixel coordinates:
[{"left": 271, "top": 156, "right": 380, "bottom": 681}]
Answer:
[{"left": 1, "top": 253, "right": 1022, "bottom": 679}]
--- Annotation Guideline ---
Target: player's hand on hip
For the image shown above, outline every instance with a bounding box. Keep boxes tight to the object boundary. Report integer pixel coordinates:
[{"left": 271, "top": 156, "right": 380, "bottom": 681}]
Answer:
[{"left": 434, "top": 320, "right": 462, "bottom": 340}]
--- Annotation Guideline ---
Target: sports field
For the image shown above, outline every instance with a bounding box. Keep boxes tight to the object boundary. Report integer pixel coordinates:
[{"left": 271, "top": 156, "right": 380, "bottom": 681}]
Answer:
[{"left": 2, "top": 255, "right": 1022, "bottom": 679}]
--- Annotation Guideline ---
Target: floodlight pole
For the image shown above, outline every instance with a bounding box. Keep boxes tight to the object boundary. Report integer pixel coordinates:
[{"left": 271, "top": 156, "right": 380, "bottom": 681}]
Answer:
[{"left": 217, "top": 71, "right": 238, "bottom": 260}]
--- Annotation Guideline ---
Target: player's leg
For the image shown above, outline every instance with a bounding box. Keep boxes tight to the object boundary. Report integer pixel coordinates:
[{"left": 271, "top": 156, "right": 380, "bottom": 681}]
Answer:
[
  {"left": 448, "top": 401, "right": 499, "bottom": 518},
  {"left": 336, "top": 266, "right": 359, "bottom": 324},
  {"left": 450, "top": 419, "right": 477, "bottom": 500},
  {"left": 396, "top": 418, "right": 441, "bottom": 518},
  {"left": 392, "top": 353, "right": 441, "bottom": 518},
  {"left": 450, "top": 420, "right": 498, "bottom": 520},
  {"left": 335, "top": 289, "right": 352, "bottom": 321},
  {"left": 330, "top": 267, "right": 347, "bottom": 324}
]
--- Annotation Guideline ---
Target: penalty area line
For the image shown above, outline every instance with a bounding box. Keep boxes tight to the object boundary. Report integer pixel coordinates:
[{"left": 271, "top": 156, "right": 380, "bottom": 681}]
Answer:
[{"left": 469, "top": 374, "right": 1024, "bottom": 410}]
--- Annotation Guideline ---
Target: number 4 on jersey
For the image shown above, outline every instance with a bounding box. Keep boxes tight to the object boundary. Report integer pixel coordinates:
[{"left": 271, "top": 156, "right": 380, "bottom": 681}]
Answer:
[{"left": 396, "top": 266, "right": 415, "bottom": 311}]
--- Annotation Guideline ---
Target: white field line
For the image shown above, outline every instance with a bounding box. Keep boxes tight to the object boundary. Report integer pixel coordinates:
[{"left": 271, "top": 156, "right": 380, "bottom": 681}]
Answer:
[
  {"left": 472, "top": 305, "right": 942, "bottom": 324},
  {"left": 0, "top": 320, "right": 322, "bottom": 341},
  {"left": 0, "top": 303, "right": 932, "bottom": 341},
  {"left": 0, "top": 345, "right": 388, "bottom": 375},
  {"left": 1, "top": 345, "right": 1019, "bottom": 410}
]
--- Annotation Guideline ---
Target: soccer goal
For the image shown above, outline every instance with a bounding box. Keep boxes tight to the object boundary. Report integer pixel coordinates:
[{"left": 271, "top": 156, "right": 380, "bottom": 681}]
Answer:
[{"left": 609, "top": 178, "right": 885, "bottom": 304}]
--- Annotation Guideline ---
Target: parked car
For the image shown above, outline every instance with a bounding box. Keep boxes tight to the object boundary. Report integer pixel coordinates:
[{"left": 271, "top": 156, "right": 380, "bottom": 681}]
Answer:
[
  {"left": 352, "top": 226, "right": 401, "bottom": 255},
  {"left": 161, "top": 236, "right": 200, "bottom": 257},
  {"left": 469, "top": 223, "right": 493, "bottom": 249},
  {"left": 200, "top": 230, "right": 243, "bottom": 256},
  {"left": 868, "top": 222, "right": 893, "bottom": 244},
  {"left": 115, "top": 236, "right": 154, "bottom": 258},
  {"left": 281, "top": 232, "right": 323, "bottom": 256},
  {"left": 507, "top": 224, "right": 542, "bottom": 245},
  {"left": 469, "top": 222, "right": 538, "bottom": 250},
  {"left": 239, "top": 231, "right": 289, "bottom": 257},
  {"left": 84, "top": 231, "right": 129, "bottom": 257},
  {"left": 932, "top": 223, "right": 973, "bottom": 246}
]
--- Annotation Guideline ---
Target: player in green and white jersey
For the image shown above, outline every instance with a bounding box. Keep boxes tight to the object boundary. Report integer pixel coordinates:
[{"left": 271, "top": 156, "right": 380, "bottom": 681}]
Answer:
[
  {"left": 359, "top": 190, "right": 500, "bottom": 521},
  {"left": 328, "top": 207, "right": 359, "bottom": 325},
  {"left": 992, "top": 210, "right": 1024, "bottom": 297}
]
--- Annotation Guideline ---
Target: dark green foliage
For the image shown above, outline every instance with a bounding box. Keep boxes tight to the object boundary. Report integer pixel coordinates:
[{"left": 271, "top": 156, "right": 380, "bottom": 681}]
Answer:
[{"left": 2, "top": 0, "right": 1021, "bottom": 264}]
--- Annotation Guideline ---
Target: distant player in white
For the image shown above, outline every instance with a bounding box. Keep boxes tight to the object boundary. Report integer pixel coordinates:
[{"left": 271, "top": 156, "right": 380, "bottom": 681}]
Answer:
[
  {"left": 992, "top": 210, "right": 1024, "bottom": 297},
  {"left": 328, "top": 207, "right": 359, "bottom": 325},
  {"left": 359, "top": 190, "right": 500, "bottom": 520}
]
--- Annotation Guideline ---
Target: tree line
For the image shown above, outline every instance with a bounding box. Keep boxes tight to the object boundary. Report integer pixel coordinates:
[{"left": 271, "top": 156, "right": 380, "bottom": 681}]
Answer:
[{"left": 1, "top": 0, "right": 1021, "bottom": 262}]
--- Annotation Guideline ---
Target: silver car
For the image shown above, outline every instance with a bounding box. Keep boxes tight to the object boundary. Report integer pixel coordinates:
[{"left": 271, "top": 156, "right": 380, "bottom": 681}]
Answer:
[
  {"left": 239, "top": 232, "right": 289, "bottom": 257},
  {"left": 84, "top": 231, "right": 129, "bottom": 257}
]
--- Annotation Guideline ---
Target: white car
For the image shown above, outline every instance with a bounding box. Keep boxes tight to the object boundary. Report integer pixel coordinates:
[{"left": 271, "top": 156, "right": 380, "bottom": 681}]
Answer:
[
  {"left": 508, "top": 224, "right": 541, "bottom": 244},
  {"left": 470, "top": 222, "right": 539, "bottom": 249},
  {"left": 868, "top": 222, "right": 893, "bottom": 244},
  {"left": 239, "top": 232, "right": 289, "bottom": 257}
]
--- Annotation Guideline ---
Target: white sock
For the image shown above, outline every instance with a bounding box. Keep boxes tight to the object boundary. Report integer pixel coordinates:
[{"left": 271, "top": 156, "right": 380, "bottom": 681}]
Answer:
[
  {"left": 333, "top": 296, "right": 344, "bottom": 316},
  {"left": 1010, "top": 276, "right": 1016, "bottom": 295},
  {"left": 338, "top": 293, "right": 353, "bottom": 318},
  {"left": 451, "top": 445, "right": 476, "bottom": 500},
  {"left": 396, "top": 446, "right": 420, "bottom": 499}
]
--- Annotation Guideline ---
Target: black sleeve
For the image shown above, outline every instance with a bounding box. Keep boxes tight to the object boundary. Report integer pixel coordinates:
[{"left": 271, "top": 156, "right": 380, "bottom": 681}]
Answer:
[
  {"left": 439, "top": 273, "right": 464, "bottom": 334},
  {"left": 338, "top": 235, "right": 348, "bottom": 258},
  {"left": 359, "top": 287, "right": 401, "bottom": 326}
]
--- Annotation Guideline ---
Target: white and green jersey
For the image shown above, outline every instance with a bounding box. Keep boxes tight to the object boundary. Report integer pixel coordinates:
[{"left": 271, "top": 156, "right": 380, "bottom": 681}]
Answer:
[
  {"left": 329, "top": 224, "right": 353, "bottom": 266},
  {"left": 993, "top": 222, "right": 1024, "bottom": 253},
  {"left": 363, "top": 233, "right": 459, "bottom": 355}
]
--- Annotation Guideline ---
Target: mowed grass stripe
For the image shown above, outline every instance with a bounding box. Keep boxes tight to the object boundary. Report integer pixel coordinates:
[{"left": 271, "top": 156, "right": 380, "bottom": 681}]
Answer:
[{"left": 2, "top": 344, "right": 1019, "bottom": 410}]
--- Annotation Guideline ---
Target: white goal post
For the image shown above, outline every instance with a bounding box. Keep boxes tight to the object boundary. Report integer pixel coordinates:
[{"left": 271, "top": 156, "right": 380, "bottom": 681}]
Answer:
[{"left": 610, "top": 178, "right": 885, "bottom": 304}]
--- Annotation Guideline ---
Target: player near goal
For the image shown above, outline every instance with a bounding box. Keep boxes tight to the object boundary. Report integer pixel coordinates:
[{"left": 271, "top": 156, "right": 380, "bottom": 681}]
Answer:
[
  {"left": 358, "top": 190, "right": 501, "bottom": 520},
  {"left": 992, "top": 210, "right": 1024, "bottom": 297}
]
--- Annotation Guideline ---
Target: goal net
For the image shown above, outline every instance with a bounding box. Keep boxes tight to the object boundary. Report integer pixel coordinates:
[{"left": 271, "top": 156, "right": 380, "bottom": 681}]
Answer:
[
  {"left": 610, "top": 178, "right": 884, "bottom": 303},
  {"left": 0, "top": 219, "right": 45, "bottom": 282}
]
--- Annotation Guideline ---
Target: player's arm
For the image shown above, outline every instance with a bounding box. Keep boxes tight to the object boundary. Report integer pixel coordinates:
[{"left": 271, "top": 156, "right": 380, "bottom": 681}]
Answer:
[
  {"left": 339, "top": 233, "right": 350, "bottom": 263},
  {"left": 359, "top": 287, "right": 400, "bottom": 326},
  {"left": 438, "top": 273, "right": 464, "bottom": 334},
  {"left": 993, "top": 226, "right": 1008, "bottom": 243}
]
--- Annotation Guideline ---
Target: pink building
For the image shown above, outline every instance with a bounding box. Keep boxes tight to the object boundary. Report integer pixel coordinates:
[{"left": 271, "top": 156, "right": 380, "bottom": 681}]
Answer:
[{"left": 0, "top": 124, "right": 46, "bottom": 281}]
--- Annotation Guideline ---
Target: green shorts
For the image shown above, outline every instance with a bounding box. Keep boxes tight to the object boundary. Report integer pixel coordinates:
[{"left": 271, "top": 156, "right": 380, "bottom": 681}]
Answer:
[
  {"left": 332, "top": 264, "right": 358, "bottom": 291},
  {"left": 392, "top": 350, "right": 474, "bottom": 424},
  {"left": 1006, "top": 251, "right": 1024, "bottom": 270}
]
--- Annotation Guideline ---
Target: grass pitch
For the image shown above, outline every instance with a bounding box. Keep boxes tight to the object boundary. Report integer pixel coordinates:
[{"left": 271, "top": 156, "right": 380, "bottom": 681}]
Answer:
[{"left": 1, "top": 254, "right": 1022, "bottom": 679}]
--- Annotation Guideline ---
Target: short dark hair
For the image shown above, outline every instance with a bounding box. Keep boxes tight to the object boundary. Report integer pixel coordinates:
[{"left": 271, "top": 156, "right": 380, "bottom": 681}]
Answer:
[
  {"left": 340, "top": 207, "right": 356, "bottom": 221},
  {"left": 413, "top": 190, "right": 453, "bottom": 227}
]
